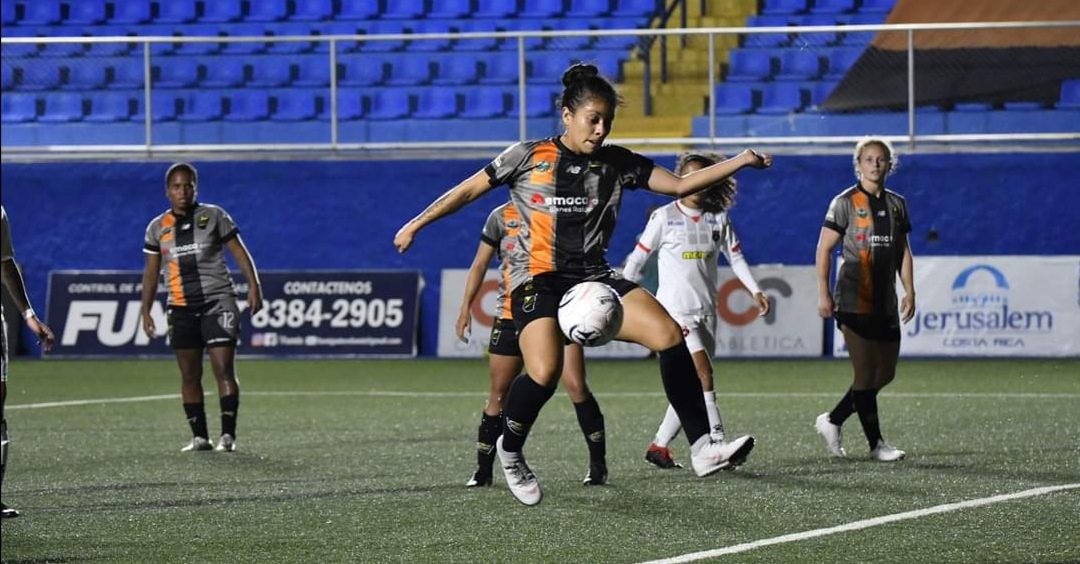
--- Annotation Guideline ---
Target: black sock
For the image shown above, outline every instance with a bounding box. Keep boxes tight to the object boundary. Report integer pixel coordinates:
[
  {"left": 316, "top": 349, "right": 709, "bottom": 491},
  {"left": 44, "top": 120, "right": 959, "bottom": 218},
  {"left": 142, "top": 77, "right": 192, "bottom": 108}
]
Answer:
[
  {"left": 183, "top": 403, "right": 209, "bottom": 439},
  {"left": 501, "top": 374, "right": 555, "bottom": 453},
  {"left": 657, "top": 344, "right": 709, "bottom": 445},
  {"left": 220, "top": 394, "right": 239, "bottom": 438},
  {"left": 573, "top": 394, "right": 606, "bottom": 466},
  {"left": 852, "top": 389, "right": 882, "bottom": 450},
  {"left": 1, "top": 418, "right": 8, "bottom": 489},
  {"left": 828, "top": 388, "right": 856, "bottom": 426},
  {"left": 476, "top": 412, "right": 501, "bottom": 473}
]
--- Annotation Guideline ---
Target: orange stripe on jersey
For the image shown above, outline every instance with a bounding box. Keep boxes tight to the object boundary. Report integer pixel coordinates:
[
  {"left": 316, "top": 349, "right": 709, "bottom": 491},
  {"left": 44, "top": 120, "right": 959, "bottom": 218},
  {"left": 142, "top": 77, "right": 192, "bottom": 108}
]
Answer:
[
  {"left": 851, "top": 190, "right": 873, "bottom": 314},
  {"left": 529, "top": 141, "right": 557, "bottom": 186},
  {"left": 529, "top": 210, "right": 555, "bottom": 276},
  {"left": 161, "top": 214, "right": 186, "bottom": 307}
]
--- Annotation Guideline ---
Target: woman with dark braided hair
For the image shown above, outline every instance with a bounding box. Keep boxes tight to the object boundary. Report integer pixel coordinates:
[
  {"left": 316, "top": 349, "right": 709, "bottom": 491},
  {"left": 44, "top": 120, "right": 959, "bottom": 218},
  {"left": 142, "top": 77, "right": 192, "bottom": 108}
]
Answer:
[
  {"left": 623, "top": 153, "right": 770, "bottom": 469},
  {"left": 395, "top": 64, "right": 772, "bottom": 506}
]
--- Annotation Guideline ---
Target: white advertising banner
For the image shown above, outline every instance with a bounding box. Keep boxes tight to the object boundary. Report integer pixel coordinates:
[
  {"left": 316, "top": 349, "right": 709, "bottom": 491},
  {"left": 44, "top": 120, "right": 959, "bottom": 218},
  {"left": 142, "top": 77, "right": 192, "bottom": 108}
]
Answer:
[
  {"left": 833, "top": 256, "right": 1080, "bottom": 357},
  {"left": 437, "top": 269, "right": 650, "bottom": 358},
  {"left": 714, "top": 265, "right": 823, "bottom": 357}
]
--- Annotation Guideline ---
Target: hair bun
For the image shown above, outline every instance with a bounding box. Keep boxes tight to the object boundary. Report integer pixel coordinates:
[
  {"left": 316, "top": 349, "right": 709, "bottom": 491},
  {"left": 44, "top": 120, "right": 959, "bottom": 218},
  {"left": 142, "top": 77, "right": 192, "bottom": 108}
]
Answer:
[{"left": 562, "top": 63, "right": 599, "bottom": 87}]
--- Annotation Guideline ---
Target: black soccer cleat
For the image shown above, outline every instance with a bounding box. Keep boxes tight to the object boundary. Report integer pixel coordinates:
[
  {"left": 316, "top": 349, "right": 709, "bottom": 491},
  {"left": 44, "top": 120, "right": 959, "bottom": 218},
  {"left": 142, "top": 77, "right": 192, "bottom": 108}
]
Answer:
[
  {"left": 645, "top": 443, "right": 682, "bottom": 469},
  {"left": 582, "top": 462, "right": 608, "bottom": 486}
]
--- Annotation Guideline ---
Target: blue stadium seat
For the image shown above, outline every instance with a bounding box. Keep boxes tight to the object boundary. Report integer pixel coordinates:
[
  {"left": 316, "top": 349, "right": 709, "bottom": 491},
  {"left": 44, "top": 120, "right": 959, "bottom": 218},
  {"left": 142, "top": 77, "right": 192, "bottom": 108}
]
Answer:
[
  {"left": 39, "top": 32, "right": 87, "bottom": 58},
  {"left": 109, "top": 0, "right": 151, "bottom": 23},
  {"left": 2, "top": 28, "right": 39, "bottom": 58},
  {"left": 726, "top": 50, "right": 773, "bottom": 82},
  {"left": 108, "top": 60, "right": 145, "bottom": 89},
  {"left": 383, "top": 0, "right": 426, "bottom": 19},
  {"left": 510, "top": 85, "right": 560, "bottom": 117},
  {"left": 478, "top": 53, "right": 520, "bottom": 85},
  {"left": 611, "top": 0, "right": 660, "bottom": 17},
  {"left": 156, "top": 0, "right": 197, "bottom": 23},
  {"left": 39, "top": 93, "right": 85, "bottom": 123},
  {"left": 569, "top": 0, "right": 612, "bottom": 17},
  {"left": 1057, "top": 80, "right": 1080, "bottom": 109},
  {"left": 154, "top": 59, "right": 201, "bottom": 88},
  {"left": 360, "top": 22, "right": 407, "bottom": 52},
  {"left": 454, "top": 21, "right": 500, "bottom": 51},
  {"left": 500, "top": 20, "right": 546, "bottom": 50},
  {"left": 201, "top": 0, "right": 242, "bottom": 22},
  {"left": 246, "top": 0, "right": 289, "bottom": 22},
  {"left": 859, "top": 0, "right": 896, "bottom": 14},
  {"left": 414, "top": 87, "right": 461, "bottom": 118},
  {"left": 408, "top": 21, "right": 454, "bottom": 52},
  {"left": 792, "top": 15, "right": 838, "bottom": 46},
  {"left": 592, "top": 19, "right": 642, "bottom": 50},
  {"left": 85, "top": 29, "right": 139, "bottom": 57},
  {"left": 20, "top": 0, "right": 62, "bottom": 24},
  {"left": 291, "top": 0, "right": 334, "bottom": 21},
  {"left": 178, "top": 93, "right": 224, "bottom": 121},
  {"left": 530, "top": 55, "right": 571, "bottom": 83},
  {"left": 339, "top": 58, "right": 386, "bottom": 86},
  {"left": 66, "top": 0, "right": 106, "bottom": 24},
  {"left": 808, "top": 80, "right": 838, "bottom": 107},
  {"left": 62, "top": 63, "right": 110, "bottom": 90},
  {"left": 475, "top": 0, "right": 518, "bottom": 18},
  {"left": 1, "top": 63, "right": 13, "bottom": 91},
  {"left": 18, "top": 62, "right": 62, "bottom": 91},
  {"left": 386, "top": 56, "right": 433, "bottom": 86},
  {"left": 265, "top": 25, "right": 319, "bottom": 54},
  {"left": 744, "top": 16, "right": 790, "bottom": 48},
  {"left": 274, "top": 91, "right": 319, "bottom": 120},
  {"left": 132, "top": 92, "right": 182, "bottom": 122},
  {"left": 552, "top": 21, "right": 594, "bottom": 50},
  {"left": 757, "top": 82, "right": 805, "bottom": 114},
  {"left": 174, "top": 25, "right": 224, "bottom": 55},
  {"left": 840, "top": 14, "right": 882, "bottom": 46},
  {"left": 460, "top": 86, "right": 508, "bottom": 118},
  {"left": 220, "top": 24, "right": 269, "bottom": 55},
  {"left": 368, "top": 89, "right": 412, "bottom": 120},
  {"left": 334, "top": 89, "right": 367, "bottom": 120},
  {"left": 433, "top": 57, "right": 481, "bottom": 85},
  {"left": 224, "top": 91, "right": 270, "bottom": 121},
  {"left": 2, "top": 94, "right": 37, "bottom": 123},
  {"left": 294, "top": 56, "right": 332, "bottom": 86},
  {"left": 338, "top": 0, "right": 381, "bottom": 20},
  {"left": 202, "top": 59, "right": 247, "bottom": 87},
  {"left": 429, "top": 0, "right": 472, "bottom": 19},
  {"left": 521, "top": 0, "right": 565, "bottom": 18},
  {"left": 823, "top": 47, "right": 861, "bottom": 80},
  {"left": 1, "top": 0, "right": 14, "bottom": 25},
  {"left": 761, "top": 0, "right": 806, "bottom": 15},
  {"left": 585, "top": 52, "right": 624, "bottom": 81},
  {"left": 249, "top": 58, "right": 293, "bottom": 87},
  {"left": 713, "top": 83, "right": 756, "bottom": 114},
  {"left": 775, "top": 51, "right": 821, "bottom": 80},
  {"left": 811, "top": 0, "right": 854, "bottom": 14},
  {"left": 85, "top": 92, "right": 133, "bottom": 122}
]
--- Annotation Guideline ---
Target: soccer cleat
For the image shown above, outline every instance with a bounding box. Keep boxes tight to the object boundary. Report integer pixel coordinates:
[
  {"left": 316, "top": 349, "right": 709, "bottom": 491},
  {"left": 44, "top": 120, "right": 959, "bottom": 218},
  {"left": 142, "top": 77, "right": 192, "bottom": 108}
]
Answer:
[
  {"left": 690, "top": 435, "right": 755, "bottom": 477},
  {"left": 870, "top": 440, "right": 906, "bottom": 462},
  {"left": 495, "top": 436, "right": 542, "bottom": 506},
  {"left": 645, "top": 442, "right": 682, "bottom": 469},
  {"left": 1, "top": 503, "right": 19, "bottom": 519},
  {"left": 582, "top": 462, "right": 608, "bottom": 486},
  {"left": 181, "top": 436, "right": 214, "bottom": 452},
  {"left": 815, "top": 412, "right": 847, "bottom": 458},
  {"left": 465, "top": 469, "right": 493, "bottom": 488},
  {"left": 215, "top": 434, "right": 236, "bottom": 452}
]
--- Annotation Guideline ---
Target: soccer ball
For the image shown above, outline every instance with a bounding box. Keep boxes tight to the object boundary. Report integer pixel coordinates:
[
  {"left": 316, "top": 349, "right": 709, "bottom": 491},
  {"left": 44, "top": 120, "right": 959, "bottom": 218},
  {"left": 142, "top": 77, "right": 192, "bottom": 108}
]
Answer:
[{"left": 558, "top": 281, "right": 624, "bottom": 347}]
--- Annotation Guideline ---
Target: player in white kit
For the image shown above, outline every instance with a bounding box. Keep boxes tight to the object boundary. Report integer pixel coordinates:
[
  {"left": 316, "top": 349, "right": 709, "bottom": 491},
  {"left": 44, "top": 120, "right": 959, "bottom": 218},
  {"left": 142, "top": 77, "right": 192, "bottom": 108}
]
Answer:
[{"left": 623, "top": 153, "right": 770, "bottom": 469}]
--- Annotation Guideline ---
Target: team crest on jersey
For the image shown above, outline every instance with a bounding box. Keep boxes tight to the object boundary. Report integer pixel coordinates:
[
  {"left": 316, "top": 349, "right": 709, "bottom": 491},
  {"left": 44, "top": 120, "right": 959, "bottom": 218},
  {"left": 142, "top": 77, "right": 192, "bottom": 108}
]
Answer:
[
  {"left": 535, "top": 161, "right": 551, "bottom": 173},
  {"left": 197, "top": 215, "right": 210, "bottom": 229},
  {"left": 712, "top": 230, "right": 720, "bottom": 241},
  {"left": 856, "top": 208, "right": 868, "bottom": 218},
  {"left": 161, "top": 227, "right": 173, "bottom": 235},
  {"left": 507, "top": 219, "right": 519, "bottom": 229}
]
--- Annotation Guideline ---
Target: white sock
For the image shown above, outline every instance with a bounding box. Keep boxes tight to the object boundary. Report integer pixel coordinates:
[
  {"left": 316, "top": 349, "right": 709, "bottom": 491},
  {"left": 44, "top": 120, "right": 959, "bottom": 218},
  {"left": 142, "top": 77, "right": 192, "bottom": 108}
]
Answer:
[
  {"left": 704, "top": 391, "right": 725, "bottom": 442},
  {"left": 653, "top": 404, "right": 682, "bottom": 448}
]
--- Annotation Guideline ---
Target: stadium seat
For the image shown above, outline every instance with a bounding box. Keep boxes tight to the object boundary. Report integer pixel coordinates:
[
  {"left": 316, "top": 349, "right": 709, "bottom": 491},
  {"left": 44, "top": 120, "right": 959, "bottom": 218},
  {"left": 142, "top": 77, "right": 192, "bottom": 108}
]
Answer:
[
  {"left": 408, "top": 21, "right": 454, "bottom": 52},
  {"left": 1056, "top": 80, "right": 1080, "bottom": 109},
  {"left": 757, "top": 82, "right": 805, "bottom": 114},
  {"left": 291, "top": 0, "right": 334, "bottom": 21},
  {"left": 39, "top": 93, "right": 85, "bottom": 123},
  {"left": 840, "top": 14, "right": 882, "bottom": 46},
  {"left": 460, "top": 86, "right": 509, "bottom": 118},
  {"left": 294, "top": 56, "right": 332, "bottom": 87},
  {"left": 339, "top": 58, "right": 386, "bottom": 86},
  {"left": 859, "top": 0, "right": 896, "bottom": 14},
  {"left": 66, "top": 0, "right": 106, "bottom": 24},
  {"left": 383, "top": 0, "right": 425, "bottom": 19},
  {"left": 1, "top": 28, "right": 40, "bottom": 58},
  {"left": 726, "top": 50, "right": 773, "bottom": 82},
  {"left": 475, "top": 0, "right": 518, "bottom": 18},
  {"left": 85, "top": 30, "right": 139, "bottom": 57},
  {"left": 454, "top": 21, "right": 500, "bottom": 51},
  {"left": 521, "top": 0, "right": 566, "bottom": 18},
  {"left": 108, "top": 60, "right": 145, "bottom": 89},
  {"left": 360, "top": 22, "right": 407, "bottom": 52},
  {"left": 174, "top": 25, "right": 223, "bottom": 55},
  {"left": 154, "top": 59, "right": 201, "bottom": 88},
  {"left": 811, "top": 0, "right": 854, "bottom": 14},
  {"left": 85, "top": 92, "right": 133, "bottom": 122},
  {"left": 744, "top": 16, "right": 790, "bottom": 48},
  {"left": 429, "top": 0, "right": 472, "bottom": 19},
  {"left": 220, "top": 24, "right": 270, "bottom": 55},
  {"left": 334, "top": 89, "right": 367, "bottom": 120},
  {"left": 367, "top": 89, "right": 412, "bottom": 119},
  {"left": 156, "top": 0, "right": 197, "bottom": 23},
  {"left": 775, "top": 51, "right": 821, "bottom": 80},
  {"left": 265, "top": 26, "right": 319, "bottom": 54},
  {"left": 2, "top": 94, "right": 37, "bottom": 123},
  {"left": 39, "top": 33, "right": 87, "bottom": 58},
  {"left": 592, "top": 19, "right": 642, "bottom": 50},
  {"left": 611, "top": 0, "right": 660, "bottom": 17},
  {"left": 792, "top": 15, "right": 838, "bottom": 46},
  {"left": 552, "top": 21, "right": 594, "bottom": 50},
  {"left": 569, "top": 0, "right": 613, "bottom": 17},
  {"left": 386, "top": 56, "right": 434, "bottom": 86},
  {"left": 479, "top": 53, "right": 521, "bottom": 85},
  {"left": 246, "top": 0, "right": 289, "bottom": 22},
  {"left": 273, "top": 91, "right": 319, "bottom": 120},
  {"left": 432, "top": 57, "right": 481, "bottom": 85},
  {"left": 414, "top": 87, "right": 461, "bottom": 118},
  {"left": 62, "top": 63, "right": 109, "bottom": 90},
  {"left": 1, "top": 64, "right": 13, "bottom": 91},
  {"left": 823, "top": 47, "right": 861, "bottom": 80},
  {"left": 713, "top": 83, "right": 756, "bottom": 114},
  {"left": 178, "top": 93, "right": 224, "bottom": 121},
  {"left": 202, "top": 59, "right": 247, "bottom": 87},
  {"left": 761, "top": 0, "right": 806, "bottom": 15},
  {"left": 18, "top": 62, "right": 62, "bottom": 91},
  {"left": 224, "top": 91, "right": 270, "bottom": 121},
  {"left": 585, "top": 52, "right": 624, "bottom": 81},
  {"left": 1, "top": 0, "right": 14, "bottom": 25},
  {"left": 132, "top": 92, "right": 182, "bottom": 122},
  {"left": 808, "top": 80, "right": 838, "bottom": 107},
  {"left": 501, "top": 20, "right": 548, "bottom": 50},
  {"left": 509, "top": 85, "right": 561, "bottom": 117},
  {"left": 109, "top": 0, "right": 152, "bottom": 24},
  {"left": 201, "top": 0, "right": 242, "bottom": 22},
  {"left": 338, "top": 0, "right": 381, "bottom": 20},
  {"left": 249, "top": 58, "right": 293, "bottom": 87},
  {"left": 530, "top": 55, "right": 571, "bottom": 84},
  {"left": 19, "top": 0, "right": 62, "bottom": 24}
]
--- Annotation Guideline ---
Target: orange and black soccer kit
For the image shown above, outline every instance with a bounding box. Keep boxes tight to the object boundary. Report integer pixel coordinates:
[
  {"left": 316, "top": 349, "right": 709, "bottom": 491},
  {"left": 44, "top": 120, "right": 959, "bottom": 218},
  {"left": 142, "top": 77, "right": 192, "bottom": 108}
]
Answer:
[
  {"left": 480, "top": 202, "right": 527, "bottom": 357},
  {"left": 823, "top": 185, "right": 912, "bottom": 341}
]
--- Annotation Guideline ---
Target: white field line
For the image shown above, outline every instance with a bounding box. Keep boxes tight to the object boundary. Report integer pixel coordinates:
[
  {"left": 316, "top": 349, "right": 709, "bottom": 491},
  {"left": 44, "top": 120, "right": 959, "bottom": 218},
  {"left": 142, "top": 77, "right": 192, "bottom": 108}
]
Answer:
[
  {"left": 638, "top": 483, "right": 1080, "bottom": 564},
  {"left": 8, "top": 391, "right": 1080, "bottom": 410}
]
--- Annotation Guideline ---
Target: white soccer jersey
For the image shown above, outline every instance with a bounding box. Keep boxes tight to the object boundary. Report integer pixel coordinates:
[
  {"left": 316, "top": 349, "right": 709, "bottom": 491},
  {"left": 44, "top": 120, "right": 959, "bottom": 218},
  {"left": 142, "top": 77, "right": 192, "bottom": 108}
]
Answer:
[{"left": 628, "top": 201, "right": 754, "bottom": 317}]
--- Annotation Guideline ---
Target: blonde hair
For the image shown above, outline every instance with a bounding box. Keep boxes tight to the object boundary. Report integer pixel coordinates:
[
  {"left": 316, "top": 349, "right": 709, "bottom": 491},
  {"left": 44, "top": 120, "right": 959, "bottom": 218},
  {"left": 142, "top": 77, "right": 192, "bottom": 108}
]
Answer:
[{"left": 852, "top": 137, "right": 898, "bottom": 179}]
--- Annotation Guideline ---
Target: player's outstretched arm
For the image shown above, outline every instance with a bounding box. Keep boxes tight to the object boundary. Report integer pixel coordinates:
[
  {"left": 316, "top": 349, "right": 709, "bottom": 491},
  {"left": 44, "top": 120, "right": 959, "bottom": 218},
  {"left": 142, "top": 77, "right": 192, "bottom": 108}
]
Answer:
[
  {"left": 395, "top": 171, "right": 496, "bottom": 253},
  {"left": 646, "top": 150, "right": 771, "bottom": 199}
]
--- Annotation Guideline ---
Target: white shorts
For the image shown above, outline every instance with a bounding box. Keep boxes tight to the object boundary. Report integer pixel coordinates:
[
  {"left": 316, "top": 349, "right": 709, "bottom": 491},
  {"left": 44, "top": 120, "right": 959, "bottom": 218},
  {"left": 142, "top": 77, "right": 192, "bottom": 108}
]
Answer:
[{"left": 672, "top": 312, "right": 716, "bottom": 356}]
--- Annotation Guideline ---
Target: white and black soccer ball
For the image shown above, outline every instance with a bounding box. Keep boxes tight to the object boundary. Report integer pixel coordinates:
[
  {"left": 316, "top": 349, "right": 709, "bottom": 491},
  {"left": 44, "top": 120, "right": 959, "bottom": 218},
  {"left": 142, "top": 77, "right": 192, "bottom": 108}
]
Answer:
[{"left": 558, "top": 281, "right": 624, "bottom": 347}]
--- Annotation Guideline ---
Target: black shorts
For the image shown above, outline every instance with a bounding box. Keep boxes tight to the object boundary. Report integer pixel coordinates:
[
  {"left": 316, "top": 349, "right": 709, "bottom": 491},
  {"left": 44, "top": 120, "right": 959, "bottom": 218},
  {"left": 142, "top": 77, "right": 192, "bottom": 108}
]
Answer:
[
  {"left": 488, "top": 317, "right": 521, "bottom": 357},
  {"left": 168, "top": 300, "right": 241, "bottom": 350},
  {"left": 510, "top": 271, "right": 638, "bottom": 334},
  {"left": 835, "top": 312, "right": 901, "bottom": 342}
]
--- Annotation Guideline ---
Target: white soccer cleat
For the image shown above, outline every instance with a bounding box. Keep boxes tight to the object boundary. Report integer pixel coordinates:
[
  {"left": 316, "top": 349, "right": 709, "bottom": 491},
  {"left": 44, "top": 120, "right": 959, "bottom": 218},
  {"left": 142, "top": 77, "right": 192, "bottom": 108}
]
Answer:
[
  {"left": 181, "top": 436, "right": 213, "bottom": 452},
  {"left": 496, "top": 436, "right": 542, "bottom": 506},
  {"left": 870, "top": 440, "right": 906, "bottom": 462},
  {"left": 815, "top": 412, "right": 847, "bottom": 458},
  {"left": 215, "top": 434, "right": 236, "bottom": 452},
  {"left": 690, "top": 435, "right": 755, "bottom": 477}
]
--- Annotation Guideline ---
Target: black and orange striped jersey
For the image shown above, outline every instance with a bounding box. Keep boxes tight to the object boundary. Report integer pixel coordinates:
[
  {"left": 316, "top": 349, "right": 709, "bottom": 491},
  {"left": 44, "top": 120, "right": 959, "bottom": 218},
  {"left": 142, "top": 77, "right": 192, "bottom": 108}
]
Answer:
[
  {"left": 484, "top": 137, "right": 654, "bottom": 291},
  {"left": 143, "top": 202, "right": 239, "bottom": 308},
  {"left": 480, "top": 203, "right": 526, "bottom": 321},
  {"left": 823, "top": 185, "right": 912, "bottom": 317}
]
